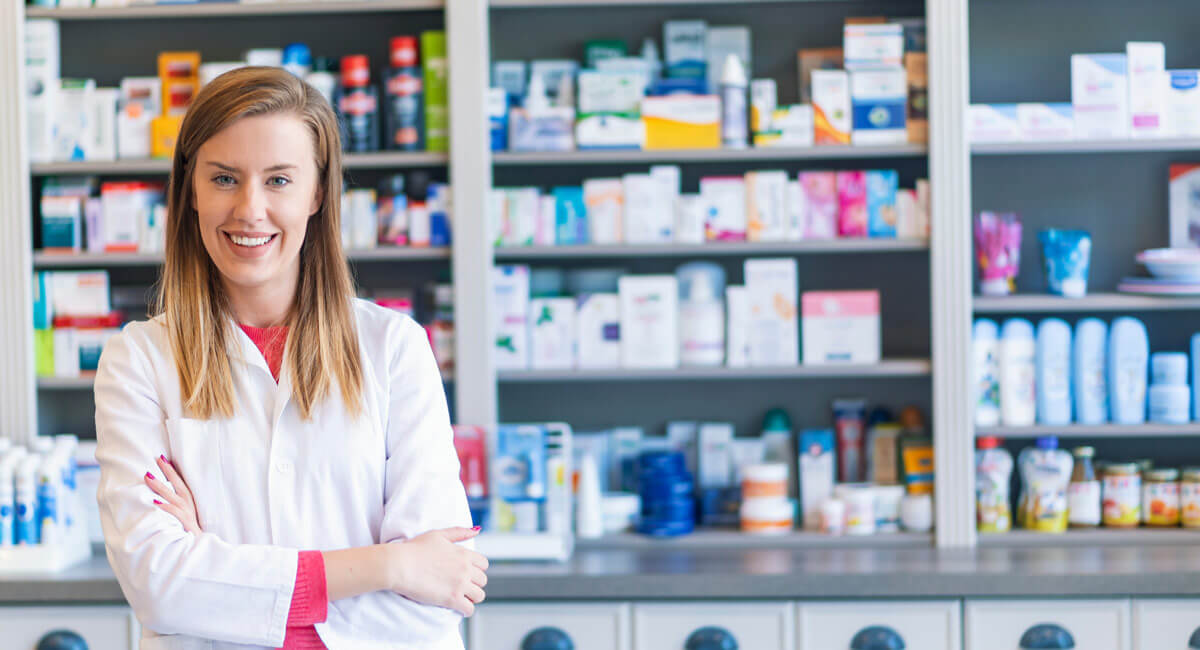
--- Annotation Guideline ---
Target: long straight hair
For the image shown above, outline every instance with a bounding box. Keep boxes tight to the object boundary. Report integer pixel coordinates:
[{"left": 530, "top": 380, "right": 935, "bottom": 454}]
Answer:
[{"left": 156, "top": 66, "right": 363, "bottom": 420}]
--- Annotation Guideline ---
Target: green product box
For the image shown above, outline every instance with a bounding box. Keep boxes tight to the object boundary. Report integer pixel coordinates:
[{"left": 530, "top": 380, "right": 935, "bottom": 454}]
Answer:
[
  {"left": 34, "top": 329, "right": 54, "bottom": 377},
  {"left": 421, "top": 31, "right": 449, "bottom": 152}
]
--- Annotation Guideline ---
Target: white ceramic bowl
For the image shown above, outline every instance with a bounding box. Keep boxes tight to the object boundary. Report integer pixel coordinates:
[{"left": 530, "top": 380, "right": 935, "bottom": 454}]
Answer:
[{"left": 1137, "top": 248, "right": 1200, "bottom": 282}]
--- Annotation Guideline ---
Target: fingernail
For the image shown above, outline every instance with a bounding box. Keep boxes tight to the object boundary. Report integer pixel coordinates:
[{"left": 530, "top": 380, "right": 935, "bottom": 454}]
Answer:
[
  {"left": 472, "top": 526, "right": 481, "bottom": 531},
  {"left": 145, "top": 472, "right": 154, "bottom": 480},
  {"left": 160, "top": 454, "right": 167, "bottom": 463},
  {"left": 153, "top": 499, "right": 163, "bottom": 505}
]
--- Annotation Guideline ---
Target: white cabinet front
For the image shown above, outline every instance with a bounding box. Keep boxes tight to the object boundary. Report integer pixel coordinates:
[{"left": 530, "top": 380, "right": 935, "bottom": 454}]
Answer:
[
  {"left": 469, "top": 602, "right": 631, "bottom": 650},
  {"left": 798, "top": 601, "right": 962, "bottom": 650},
  {"left": 1133, "top": 599, "right": 1200, "bottom": 650},
  {"left": 966, "top": 600, "right": 1131, "bottom": 650},
  {"left": 633, "top": 602, "right": 793, "bottom": 650},
  {"left": 0, "top": 606, "right": 135, "bottom": 650}
]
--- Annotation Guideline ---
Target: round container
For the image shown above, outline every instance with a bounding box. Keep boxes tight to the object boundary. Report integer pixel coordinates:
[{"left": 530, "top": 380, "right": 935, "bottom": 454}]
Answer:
[
  {"left": 872, "top": 485, "right": 906, "bottom": 533},
  {"left": 641, "top": 497, "right": 695, "bottom": 522},
  {"left": 840, "top": 486, "right": 877, "bottom": 536},
  {"left": 820, "top": 498, "right": 846, "bottom": 536},
  {"left": 1182, "top": 467, "right": 1200, "bottom": 528},
  {"left": 638, "top": 518, "right": 694, "bottom": 537},
  {"left": 739, "top": 497, "right": 794, "bottom": 535},
  {"left": 1149, "top": 384, "right": 1191, "bottom": 424},
  {"left": 638, "top": 451, "right": 686, "bottom": 476},
  {"left": 742, "top": 463, "right": 788, "bottom": 500},
  {"left": 601, "top": 492, "right": 641, "bottom": 534},
  {"left": 1144, "top": 468, "right": 1181, "bottom": 527},
  {"left": 1102, "top": 463, "right": 1142, "bottom": 528},
  {"left": 901, "top": 494, "right": 933, "bottom": 532},
  {"left": 1151, "top": 352, "right": 1190, "bottom": 386}
]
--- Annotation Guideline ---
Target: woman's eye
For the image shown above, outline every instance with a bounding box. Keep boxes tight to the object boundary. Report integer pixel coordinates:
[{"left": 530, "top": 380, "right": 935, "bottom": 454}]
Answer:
[
  {"left": 213, "top": 174, "right": 235, "bottom": 186},
  {"left": 268, "top": 176, "right": 291, "bottom": 187}
]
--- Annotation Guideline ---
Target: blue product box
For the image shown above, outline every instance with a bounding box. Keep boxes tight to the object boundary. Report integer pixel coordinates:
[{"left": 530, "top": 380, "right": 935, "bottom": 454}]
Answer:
[
  {"left": 494, "top": 425, "right": 547, "bottom": 502},
  {"left": 552, "top": 186, "right": 587, "bottom": 245},
  {"left": 866, "top": 170, "right": 899, "bottom": 238}
]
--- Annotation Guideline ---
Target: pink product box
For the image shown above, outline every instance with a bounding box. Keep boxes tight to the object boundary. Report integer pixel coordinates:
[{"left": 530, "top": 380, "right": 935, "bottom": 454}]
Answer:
[
  {"left": 799, "top": 171, "right": 837, "bottom": 239},
  {"left": 835, "top": 171, "right": 868, "bottom": 237},
  {"left": 801, "top": 290, "right": 881, "bottom": 364}
]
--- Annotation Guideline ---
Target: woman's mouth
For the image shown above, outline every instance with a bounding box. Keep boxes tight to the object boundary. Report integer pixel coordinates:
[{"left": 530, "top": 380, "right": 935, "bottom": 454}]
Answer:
[{"left": 223, "top": 232, "right": 278, "bottom": 258}]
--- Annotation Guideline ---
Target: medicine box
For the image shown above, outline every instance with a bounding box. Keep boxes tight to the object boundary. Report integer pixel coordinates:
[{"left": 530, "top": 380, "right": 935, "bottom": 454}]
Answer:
[
  {"left": 1071, "top": 53, "right": 1129, "bottom": 139},
  {"left": 493, "top": 265, "right": 531, "bottom": 370},
  {"left": 1127, "top": 42, "right": 1166, "bottom": 139},
  {"left": 1017, "top": 103, "right": 1075, "bottom": 141},
  {"left": 576, "top": 293, "right": 620, "bottom": 369},
  {"left": 642, "top": 95, "right": 721, "bottom": 150},
  {"left": 801, "top": 290, "right": 881, "bottom": 364},
  {"left": 746, "top": 171, "right": 789, "bottom": 242},
  {"left": 583, "top": 178, "right": 624, "bottom": 245},
  {"left": 529, "top": 297, "right": 577, "bottom": 370},
  {"left": 25, "top": 19, "right": 60, "bottom": 164},
  {"left": 850, "top": 67, "right": 908, "bottom": 145},
  {"left": 41, "top": 196, "right": 83, "bottom": 254},
  {"left": 664, "top": 20, "right": 708, "bottom": 81},
  {"left": 812, "top": 70, "right": 851, "bottom": 145},
  {"left": 865, "top": 170, "right": 899, "bottom": 238},
  {"left": 967, "top": 104, "right": 1020, "bottom": 143},
  {"left": 619, "top": 275, "right": 679, "bottom": 369},
  {"left": 700, "top": 176, "right": 747, "bottom": 242},
  {"left": 799, "top": 429, "right": 836, "bottom": 530},
  {"left": 745, "top": 258, "right": 799, "bottom": 367},
  {"left": 1169, "top": 164, "right": 1200, "bottom": 248},
  {"left": 698, "top": 422, "right": 735, "bottom": 489},
  {"left": 1168, "top": 70, "right": 1200, "bottom": 137},
  {"left": 844, "top": 24, "right": 904, "bottom": 69},
  {"left": 623, "top": 173, "right": 672, "bottom": 244}
]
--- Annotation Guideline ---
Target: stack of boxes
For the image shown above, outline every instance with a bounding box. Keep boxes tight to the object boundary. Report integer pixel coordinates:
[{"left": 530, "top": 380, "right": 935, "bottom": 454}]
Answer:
[{"left": 33, "top": 271, "right": 120, "bottom": 379}]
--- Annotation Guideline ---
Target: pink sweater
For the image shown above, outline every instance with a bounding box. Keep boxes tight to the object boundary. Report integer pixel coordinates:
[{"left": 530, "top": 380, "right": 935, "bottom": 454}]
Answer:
[{"left": 240, "top": 325, "right": 328, "bottom": 650}]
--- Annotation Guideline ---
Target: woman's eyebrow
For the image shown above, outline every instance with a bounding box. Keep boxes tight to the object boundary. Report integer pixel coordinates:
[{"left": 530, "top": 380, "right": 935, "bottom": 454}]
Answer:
[{"left": 202, "top": 162, "right": 298, "bottom": 172}]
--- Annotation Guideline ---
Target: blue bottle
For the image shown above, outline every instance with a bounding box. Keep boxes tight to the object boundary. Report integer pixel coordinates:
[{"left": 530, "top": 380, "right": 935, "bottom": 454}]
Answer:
[
  {"left": 1108, "top": 317, "right": 1149, "bottom": 425},
  {"left": 1192, "top": 333, "right": 1200, "bottom": 421},
  {"left": 1036, "top": 318, "right": 1073, "bottom": 426},
  {"left": 1074, "top": 318, "right": 1109, "bottom": 424}
]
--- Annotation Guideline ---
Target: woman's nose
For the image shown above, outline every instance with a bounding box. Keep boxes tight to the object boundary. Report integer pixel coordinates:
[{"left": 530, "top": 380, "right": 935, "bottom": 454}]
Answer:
[{"left": 233, "top": 183, "right": 268, "bottom": 221}]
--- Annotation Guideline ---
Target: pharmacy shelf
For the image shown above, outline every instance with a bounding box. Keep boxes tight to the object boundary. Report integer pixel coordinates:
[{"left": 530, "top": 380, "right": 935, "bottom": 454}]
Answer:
[
  {"left": 36, "top": 377, "right": 95, "bottom": 391},
  {"left": 971, "top": 138, "right": 1200, "bottom": 155},
  {"left": 497, "top": 359, "right": 932, "bottom": 383},
  {"left": 494, "top": 239, "right": 929, "bottom": 260},
  {"left": 576, "top": 530, "right": 934, "bottom": 550},
  {"left": 492, "top": 144, "right": 928, "bottom": 166},
  {"left": 24, "top": 1, "right": 443, "bottom": 20},
  {"left": 493, "top": 0, "right": 828, "bottom": 6},
  {"left": 30, "top": 152, "right": 448, "bottom": 176},
  {"left": 32, "top": 247, "right": 449, "bottom": 269},
  {"left": 978, "top": 528, "right": 1200, "bottom": 548},
  {"left": 976, "top": 424, "right": 1200, "bottom": 438},
  {"left": 974, "top": 293, "right": 1200, "bottom": 313}
]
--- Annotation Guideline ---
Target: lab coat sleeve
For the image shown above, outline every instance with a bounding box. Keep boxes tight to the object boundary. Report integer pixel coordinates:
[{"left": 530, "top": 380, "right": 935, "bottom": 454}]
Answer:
[
  {"left": 334, "top": 315, "right": 470, "bottom": 638},
  {"left": 94, "top": 327, "right": 299, "bottom": 647}
]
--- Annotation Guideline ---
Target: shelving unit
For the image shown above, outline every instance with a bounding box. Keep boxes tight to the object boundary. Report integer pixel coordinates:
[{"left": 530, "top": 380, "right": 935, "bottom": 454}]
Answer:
[
  {"left": 498, "top": 360, "right": 932, "bottom": 383},
  {"left": 972, "top": 138, "right": 1200, "bottom": 156},
  {"left": 978, "top": 528, "right": 1200, "bottom": 547},
  {"left": 36, "top": 377, "right": 96, "bottom": 391},
  {"left": 492, "top": 144, "right": 928, "bottom": 166},
  {"left": 32, "top": 247, "right": 450, "bottom": 269},
  {"left": 494, "top": 239, "right": 929, "bottom": 260},
  {"left": 576, "top": 530, "right": 934, "bottom": 550},
  {"left": 977, "top": 424, "right": 1200, "bottom": 438},
  {"left": 24, "top": 1, "right": 444, "bottom": 20},
  {"left": 974, "top": 294, "right": 1200, "bottom": 313},
  {"left": 31, "top": 152, "right": 448, "bottom": 177}
]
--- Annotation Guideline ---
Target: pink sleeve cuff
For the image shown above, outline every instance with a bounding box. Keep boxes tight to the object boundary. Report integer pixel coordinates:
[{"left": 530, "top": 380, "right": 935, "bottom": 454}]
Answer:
[{"left": 286, "top": 550, "right": 329, "bottom": 627}]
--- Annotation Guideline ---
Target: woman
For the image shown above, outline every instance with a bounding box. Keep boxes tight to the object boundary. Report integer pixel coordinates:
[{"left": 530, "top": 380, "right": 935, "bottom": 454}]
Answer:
[{"left": 94, "top": 67, "right": 486, "bottom": 649}]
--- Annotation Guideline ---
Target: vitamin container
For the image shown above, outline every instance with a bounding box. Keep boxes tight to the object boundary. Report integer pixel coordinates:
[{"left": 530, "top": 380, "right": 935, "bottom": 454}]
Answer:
[
  {"left": 741, "top": 462, "right": 788, "bottom": 499},
  {"left": 1144, "top": 468, "right": 1181, "bottom": 527},
  {"left": 739, "top": 497, "right": 794, "bottom": 535},
  {"left": 1102, "top": 463, "right": 1142, "bottom": 528}
]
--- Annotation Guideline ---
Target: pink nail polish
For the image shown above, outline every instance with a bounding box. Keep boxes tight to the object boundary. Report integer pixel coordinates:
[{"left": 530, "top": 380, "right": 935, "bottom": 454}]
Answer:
[
  {"left": 160, "top": 454, "right": 167, "bottom": 463},
  {"left": 146, "top": 472, "right": 154, "bottom": 481},
  {"left": 472, "top": 526, "right": 481, "bottom": 531},
  {"left": 153, "top": 499, "right": 163, "bottom": 505}
]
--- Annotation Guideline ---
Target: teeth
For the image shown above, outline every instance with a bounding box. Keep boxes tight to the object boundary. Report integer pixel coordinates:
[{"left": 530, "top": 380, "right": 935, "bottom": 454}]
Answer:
[{"left": 229, "top": 234, "right": 272, "bottom": 247}]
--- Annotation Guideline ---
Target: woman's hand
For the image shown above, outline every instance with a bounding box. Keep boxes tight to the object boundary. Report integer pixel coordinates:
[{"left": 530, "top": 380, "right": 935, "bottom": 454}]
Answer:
[
  {"left": 145, "top": 454, "right": 203, "bottom": 535},
  {"left": 387, "top": 527, "right": 489, "bottom": 617}
]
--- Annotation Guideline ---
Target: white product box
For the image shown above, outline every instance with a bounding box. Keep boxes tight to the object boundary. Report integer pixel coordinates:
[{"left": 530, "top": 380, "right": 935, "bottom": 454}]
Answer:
[
  {"left": 117, "top": 105, "right": 153, "bottom": 160},
  {"left": 675, "top": 194, "right": 707, "bottom": 244},
  {"left": 751, "top": 79, "right": 777, "bottom": 133},
  {"left": 1127, "top": 42, "right": 1167, "bottom": 139},
  {"left": 54, "top": 327, "right": 81, "bottom": 378},
  {"left": 967, "top": 104, "right": 1021, "bottom": 143},
  {"left": 504, "top": 188, "right": 539, "bottom": 246},
  {"left": 700, "top": 176, "right": 747, "bottom": 241},
  {"left": 119, "top": 77, "right": 162, "bottom": 117},
  {"left": 896, "top": 189, "right": 921, "bottom": 240},
  {"left": 575, "top": 114, "right": 645, "bottom": 150},
  {"left": 140, "top": 204, "right": 167, "bottom": 255},
  {"left": 488, "top": 189, "right": 508, "bottom": 246},
  {"left": 725, "top": 285, "right": 749, "bottom": 367},
  {"left": 745, "top": 258, "right": 799, "bottom": 366},
  {"left": 1170, "top": 164, "right": 1200, "bottom": 248},
  {"left": 529, "top": 297, "right": 577, "bottom": 369},
  {"left": 529, "top": 60, "right": 579, "bottom": 106},
  {"left": 577, "top": 71, "right": 644, "bottom": 115},
  {"left": 746, "top": 171, "right": 789, "bottom": 242},
  {"left": 623, "top": 173, "right": 673, "bottom": 243},
  {"left": 664, "top": 20, "right": 708, "bottom": 80},
  {"left": 801, "top": 290, "right": 881, "bottom": 364},
  {"left": 698, "top": 422, "right": 735, "bottom": 489},
  {"left": 844, "top": 24, "right": 904, "bottom": 69},
  {"left": 493, "top": 265, "right": 531, "bottom": 370},
  {"left": 88, "top": 88, "right": 118, "bottom": 162},
  {"left": 51, "top": 271, "right": 110, "bottom": 318},
  {"left": 1071, "top": 53, "right": 1129, "bottom": 139},
  {"left": 25, "top": 19, "right": 60, "bottom": 164},
  {"left": 618, "top": 275, "right": 679, "bottom": 368},
  {"left": 786, "top": 179, "right": 806, "bottom": 241},
  {"left": 53, "top": 79, "right": 96, "bottom": 162},
  {"left": 1168, "top": 70, "right": 1200, "bottom": 137},
  {"left": 535, "top": 195, "right": 557, "bottom": 246},
  {"left": 706, "top": 26, "right": 752, "bottom": 93},
  {"left": 1017, "top": 103, "right": 1075, "bottom": 141},
  {"left": 768, "top": 105, "right": 815, "bottom": 147},
  {"left": 850, "top": 67, "right": 908, "bottom": 145},
  {"left": 583, "top": 178, "right": 624, "bottom": 244},
  {"left": 812, "top": 69, "right": 851, "bottom": 144},
  {"left": 799, "top": 430, "right": 836, "bottom": 530},
  {"left": 100, "top": 182, "right": 150, "bottom": 253},
  {"left": 577, "top": 293, "right": 621, "bottom": 368}
]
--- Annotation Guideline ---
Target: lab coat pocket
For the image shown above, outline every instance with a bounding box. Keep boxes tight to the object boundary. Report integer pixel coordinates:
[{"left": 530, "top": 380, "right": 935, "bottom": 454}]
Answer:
[{"left": 164, "top": 417, "right": 228, "bottom": 535}]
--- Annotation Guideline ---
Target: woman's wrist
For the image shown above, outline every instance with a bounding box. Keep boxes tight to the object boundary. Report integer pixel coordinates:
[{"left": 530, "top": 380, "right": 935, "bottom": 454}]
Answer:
[
  {"left": 380, "top": 541, "right": 406, "bottom": 593},
  {"left": 321, "top": 545, "right": 396, "bottom": 601}
]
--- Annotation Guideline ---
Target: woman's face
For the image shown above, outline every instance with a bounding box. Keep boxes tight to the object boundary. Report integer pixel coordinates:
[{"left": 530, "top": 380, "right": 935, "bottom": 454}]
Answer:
[{"left": 192, "top": 114, "right": 321, "bottom": 301}]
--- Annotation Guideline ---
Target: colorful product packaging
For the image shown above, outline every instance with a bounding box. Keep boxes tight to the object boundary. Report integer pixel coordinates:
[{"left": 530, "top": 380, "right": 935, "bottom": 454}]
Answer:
[
  {"left": 836, "top": 171, "right": 868, "bottom": 237},
  {"left": 802, "top": 290, "right": 882, "bottom": 365},
  {"left": 798, "top": 429, "right": 836, "bottom": 530},
  {"left": 642, "top": 95, "right": 721, "bottom": 150},
  {"left": 800, "top": 172, "right": 838, "bottom": 239},
  {"left": 865, "top": 170, "right": 899, "bottom": 237},
  {"left": 812, "top": 70, "right": 851, "bottom": 145}
]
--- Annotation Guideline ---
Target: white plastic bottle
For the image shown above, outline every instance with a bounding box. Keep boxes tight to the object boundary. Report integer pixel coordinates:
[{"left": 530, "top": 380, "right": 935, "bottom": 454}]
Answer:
[
  {"left": 1017, "top": 436, "right": 1073, "bottom": 533},
  {"left": 1036, "top": 318, "right": 1073, "bottom": 426},
  {"left": 1193, "top": 333, "right": 1200, "bottom": 421},
  {"left": 1074, "top": 318, "right": 1109, "bottom": 424},
  {"left": 0, "top": 458, "right": 15, "bottom": 547},
  {"left": 1109, "top": 316, "right": 1149, "bottom": 425},
  {"left": 973, "top": 319, "right": 1001, "bottom": 427},
  {"left": 15, "top": 456, "right": 39, "bottom": 545},
  {"left": 36, "top": 454, "right": 61, "bottom": 545},
  {"left": 677, "top": 262, "right": 726, "bottom": 367},
  {"left": 575, "top": 452, "right": 604, "bottom": 539},
  {"left": 975, "top": 436, "right": 1013, "bottom": 533},
  {"left": 1000, "top": 319, "right": 1037, "bottom": 427},
  {"left": 720, "top": 54, "right": 748, "bottom": 149}
]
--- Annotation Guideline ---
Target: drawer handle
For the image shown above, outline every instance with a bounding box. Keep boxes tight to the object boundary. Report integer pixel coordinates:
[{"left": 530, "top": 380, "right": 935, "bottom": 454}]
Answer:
[
  {"left": 686, "top": 626, "right": 738, "bottom": 650},
  {"left": 521, "top": 626, "right": 574, "bottom": 650},
  {"left": 851, "top": 625, "right": 905, "bottom": 650},
  {"left": 37, "top": 630, "right": 88, "bottom": 650},
  {"left": 1019, "top": 623, "right": 1075, "bottom": 649}
]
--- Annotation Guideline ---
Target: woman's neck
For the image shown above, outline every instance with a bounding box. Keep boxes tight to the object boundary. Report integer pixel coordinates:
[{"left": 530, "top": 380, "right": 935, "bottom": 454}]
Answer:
[{"left": 224, "top": 278, "right": 296, "bottom": 328}]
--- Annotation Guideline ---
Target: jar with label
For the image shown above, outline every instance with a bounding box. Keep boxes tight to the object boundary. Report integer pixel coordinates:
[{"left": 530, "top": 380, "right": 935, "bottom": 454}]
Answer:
[
  {"left": 1068, "top": 446, "right": 1101, "bottom": 528},
  {"left": 1143, "top": 468, "right": 1181, "bottom": 527},
  {"left": 1182, "top": 467, "right": 1200, "bottom": 528},
  {"left": 1102, "top": 463, "right": 1142, "bottom": 528}
]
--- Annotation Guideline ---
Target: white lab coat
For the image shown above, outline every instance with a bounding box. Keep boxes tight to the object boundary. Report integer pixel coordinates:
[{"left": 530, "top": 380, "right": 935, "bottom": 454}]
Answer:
[{"left": 94, "top": 299, "right": 471, "bottom": 649}]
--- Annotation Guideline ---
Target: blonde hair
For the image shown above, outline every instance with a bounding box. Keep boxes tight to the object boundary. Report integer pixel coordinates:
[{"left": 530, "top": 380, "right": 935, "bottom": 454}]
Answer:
[{"left": 156, "top": 66, "right": 363, "bottom": 420}]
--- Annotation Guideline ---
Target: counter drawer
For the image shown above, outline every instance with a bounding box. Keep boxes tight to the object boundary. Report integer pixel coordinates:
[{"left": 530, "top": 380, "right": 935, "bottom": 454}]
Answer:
[
  {"left": 1133, "top": 599, "right": 1200, "bottom": 650},
  {"left": 468, "top": 602, "right": 631, "bottom": 650},
  {"left": 798, "top": 601, "right": 961, "bottom": 650},
  {"left": 0, "top": 605, "right": 135, "bottom": 650},
  {"left": 633, "top": 601, "right": 793, "bottom": 650},
  {"left": 966, "top": 600, "right": 1131, "bottom": 650}
]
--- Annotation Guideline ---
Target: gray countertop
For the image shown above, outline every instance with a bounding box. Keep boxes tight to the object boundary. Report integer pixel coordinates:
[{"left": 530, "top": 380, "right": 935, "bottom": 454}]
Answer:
[{"left": 5, "top": 542, "right": 1200, "bottom": 605}]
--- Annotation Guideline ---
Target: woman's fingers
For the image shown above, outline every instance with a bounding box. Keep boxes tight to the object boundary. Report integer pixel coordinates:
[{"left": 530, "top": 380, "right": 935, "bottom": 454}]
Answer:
[
  {"left": 152, "top": 499, "right": 185, "bottom": 522},
  {"left": 465, "top": 583, "right": 486, "bottom": 606},
  {"left": 471, "top": 567, "right": 488, "bottom": 588},
  {"left": 156, "top": 455, "right": 192, "bottom": 500},
  {"left": 144, "top": 472, "right": 179, "bottom": 503},
  {"left": 454, "top": 597, "right": 476, "bottom": 617},
  {"left": 470, "top": 551, "right": 489, "bottom": 571}
]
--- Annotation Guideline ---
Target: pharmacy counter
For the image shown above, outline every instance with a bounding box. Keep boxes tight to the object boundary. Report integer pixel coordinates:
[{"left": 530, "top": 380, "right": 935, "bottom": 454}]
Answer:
[{"left": 5, "top": 542, "right": 1200, "bottom": 604}]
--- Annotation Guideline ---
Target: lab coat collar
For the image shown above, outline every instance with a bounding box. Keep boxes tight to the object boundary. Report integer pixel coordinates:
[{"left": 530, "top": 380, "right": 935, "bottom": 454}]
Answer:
[{"left": 228, "top": 319, "right": 294, "bottom": 426}]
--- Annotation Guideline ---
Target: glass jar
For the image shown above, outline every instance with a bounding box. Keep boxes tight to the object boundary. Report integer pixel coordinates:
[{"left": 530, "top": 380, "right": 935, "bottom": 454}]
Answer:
[
  {"left": 1102, "top": 463, "right": 1141, "bottom": 528},
  {"left": 1143, "top": 468, "right": 1181, "bottom": 527},
  {"left": 1182, "top": 467, "right": 1200, "bottom": 529},
  {"left": 1068, "top": 446, "right": 1101, "bottom": 528}
]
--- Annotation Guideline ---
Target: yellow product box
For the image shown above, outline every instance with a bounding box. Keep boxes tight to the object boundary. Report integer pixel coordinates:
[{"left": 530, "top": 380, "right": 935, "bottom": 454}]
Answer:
[
  {"left": 642, "top": 95, "right": 721, "bottom": 150},
  {"left": 151, "top": 115, "right": 184, "bottom": 159},
  {"left": 159, "top": 51, "right": 201, "bottom": 117}
]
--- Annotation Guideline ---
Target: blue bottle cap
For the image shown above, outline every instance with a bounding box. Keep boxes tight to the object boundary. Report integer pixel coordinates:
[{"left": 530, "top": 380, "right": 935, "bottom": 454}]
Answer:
[
  {"left": 283, "top": 43, "right": 312, "bottom": 67},
  {"left": 1035, "top": 436, "right": 1059, "bottom": 450}
]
